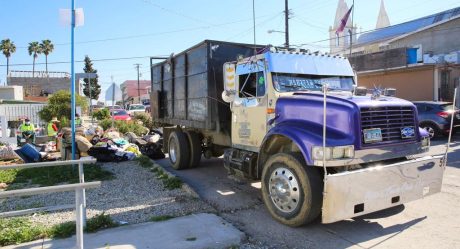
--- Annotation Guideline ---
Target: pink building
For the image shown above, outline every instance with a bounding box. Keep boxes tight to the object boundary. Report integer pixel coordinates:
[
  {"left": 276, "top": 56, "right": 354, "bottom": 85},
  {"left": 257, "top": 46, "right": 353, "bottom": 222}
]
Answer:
[{"left": 120, "top": 80, "right": 151, "bottom": 104}]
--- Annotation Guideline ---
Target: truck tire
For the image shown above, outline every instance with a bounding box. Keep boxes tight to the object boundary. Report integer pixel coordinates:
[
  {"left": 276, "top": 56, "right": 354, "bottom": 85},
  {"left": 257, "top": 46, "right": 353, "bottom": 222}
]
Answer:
[
  {"left": 261, "top": 153, "right": 323, "bottom": 227},
  {"left": 168, "top": 131, "right": 190, "bottom": 170},
  {"left": 186, "top": 131, "right": 202, "bottom": 168}
]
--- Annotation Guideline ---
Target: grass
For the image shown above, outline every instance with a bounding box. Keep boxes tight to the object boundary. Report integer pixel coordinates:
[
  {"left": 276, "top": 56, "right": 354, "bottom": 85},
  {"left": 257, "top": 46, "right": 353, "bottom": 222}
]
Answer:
[
  {"left": 0, "top": 163, "right": 114, "bottom": 190},
  {"left": 151, "top": 167, "right": 182, "bottom": 190},
  {"left": 150, "top": 215, "right": 175, "bottom": 222},
  {"left": 0, "top": 213, "right": 118, "bottom": 246}
]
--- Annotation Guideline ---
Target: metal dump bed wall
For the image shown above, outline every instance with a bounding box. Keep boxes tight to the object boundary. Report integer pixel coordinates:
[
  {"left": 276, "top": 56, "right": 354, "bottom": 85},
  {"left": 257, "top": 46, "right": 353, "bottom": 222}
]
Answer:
[{"left": 150, "top": 40, "right": 261, "bottom": 132}]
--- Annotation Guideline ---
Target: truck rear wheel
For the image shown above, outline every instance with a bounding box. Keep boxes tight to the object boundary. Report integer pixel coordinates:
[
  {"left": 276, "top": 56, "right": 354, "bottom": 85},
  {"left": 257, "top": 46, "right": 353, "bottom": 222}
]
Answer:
[
  {"left": 168, "top": 131, "right": 190, "bottom": 170},
  {"left": 261, "top": 153, "right": 323, "bottom": 227},
  {"left": 186, "top": 131, "right": 202, "bottom": 168}
]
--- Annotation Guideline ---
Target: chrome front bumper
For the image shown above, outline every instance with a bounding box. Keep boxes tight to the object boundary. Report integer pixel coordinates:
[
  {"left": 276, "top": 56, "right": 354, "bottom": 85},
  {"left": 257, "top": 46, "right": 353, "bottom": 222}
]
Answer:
[{"left": 321, "top": 155, "right": 444, "bottom": 224}]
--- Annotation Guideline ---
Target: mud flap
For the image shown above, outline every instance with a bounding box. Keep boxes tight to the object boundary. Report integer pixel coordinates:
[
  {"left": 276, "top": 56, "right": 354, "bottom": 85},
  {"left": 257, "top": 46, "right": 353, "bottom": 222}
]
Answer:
[{"left": 321, "top": 155, "right": 445, "bottom": 224}]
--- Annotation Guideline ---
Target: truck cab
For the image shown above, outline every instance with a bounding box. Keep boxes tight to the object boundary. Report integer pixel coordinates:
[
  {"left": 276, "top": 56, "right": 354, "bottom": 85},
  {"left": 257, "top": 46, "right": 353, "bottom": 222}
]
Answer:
[{"left": 221, "top": 49, "right": 444, "bottom": 225}]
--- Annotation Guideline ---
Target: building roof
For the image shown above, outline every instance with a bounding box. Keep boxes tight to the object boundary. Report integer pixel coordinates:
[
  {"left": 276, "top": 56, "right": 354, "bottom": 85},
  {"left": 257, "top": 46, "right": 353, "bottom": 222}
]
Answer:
[{"left": 356, "top": 7, "right": 460, "bottom": 46}]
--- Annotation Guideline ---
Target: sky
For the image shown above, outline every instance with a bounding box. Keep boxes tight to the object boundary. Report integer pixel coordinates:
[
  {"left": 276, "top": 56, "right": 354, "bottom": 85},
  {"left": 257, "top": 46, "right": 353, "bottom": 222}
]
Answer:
[{"left": 0, "top": 0, "right": 458, "bottom": 100}]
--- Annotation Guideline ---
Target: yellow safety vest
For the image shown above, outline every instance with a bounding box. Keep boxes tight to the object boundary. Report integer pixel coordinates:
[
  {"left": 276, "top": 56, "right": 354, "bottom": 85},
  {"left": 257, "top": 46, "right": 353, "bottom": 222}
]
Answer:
[
  {"left": 48, "top": 123, "right": 57, "bottom": 136},
  {"left": 20, "top": 123, "right": 35, "bottom": 132}
]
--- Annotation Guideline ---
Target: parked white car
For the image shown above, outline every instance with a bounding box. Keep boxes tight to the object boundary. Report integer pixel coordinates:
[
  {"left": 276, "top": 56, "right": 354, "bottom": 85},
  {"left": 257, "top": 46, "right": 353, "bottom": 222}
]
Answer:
[{"left": 127, "top": 104, "right": 146, "bottom": 116}]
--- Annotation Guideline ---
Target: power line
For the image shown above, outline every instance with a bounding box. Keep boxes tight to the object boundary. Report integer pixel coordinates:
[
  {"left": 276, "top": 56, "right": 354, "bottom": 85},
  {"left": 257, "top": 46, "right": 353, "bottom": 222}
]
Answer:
[
  {"left": 14, "top": 15, "right": 276, "bottom": 49},
  {"left": 0, "top": 55, "right": 166, "bottom": 67}
]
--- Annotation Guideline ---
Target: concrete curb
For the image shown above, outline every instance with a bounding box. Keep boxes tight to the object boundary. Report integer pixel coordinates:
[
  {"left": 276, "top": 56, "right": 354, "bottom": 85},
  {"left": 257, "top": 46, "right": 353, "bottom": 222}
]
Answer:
[{"left": 152, "top": 161, "right": 201, "bottom": 199}]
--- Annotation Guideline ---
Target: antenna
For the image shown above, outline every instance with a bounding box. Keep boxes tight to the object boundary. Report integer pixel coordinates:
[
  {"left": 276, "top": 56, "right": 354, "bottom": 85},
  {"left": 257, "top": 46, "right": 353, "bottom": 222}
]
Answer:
[{"left": 252, "top": 0, "right": 256, "bottom": 55}]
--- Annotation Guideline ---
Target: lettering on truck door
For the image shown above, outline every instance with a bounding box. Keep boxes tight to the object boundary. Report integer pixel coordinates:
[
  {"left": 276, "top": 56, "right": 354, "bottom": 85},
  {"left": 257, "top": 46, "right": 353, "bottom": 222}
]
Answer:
[{"left": 232, "top": 62, "right": 268, "bottom": 151}]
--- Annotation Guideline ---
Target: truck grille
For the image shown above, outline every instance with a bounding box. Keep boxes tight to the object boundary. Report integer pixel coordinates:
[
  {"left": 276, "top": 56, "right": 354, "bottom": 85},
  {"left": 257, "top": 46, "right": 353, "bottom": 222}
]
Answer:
[{"left": 360, "top": 106, "right": 416, "bottom": 145}]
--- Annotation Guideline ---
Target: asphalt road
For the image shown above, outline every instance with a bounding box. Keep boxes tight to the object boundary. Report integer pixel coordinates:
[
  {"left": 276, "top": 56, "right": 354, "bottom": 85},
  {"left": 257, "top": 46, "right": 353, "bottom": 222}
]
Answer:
[{"left": 156, "top": 135, "right": 460, "bottom": 249}]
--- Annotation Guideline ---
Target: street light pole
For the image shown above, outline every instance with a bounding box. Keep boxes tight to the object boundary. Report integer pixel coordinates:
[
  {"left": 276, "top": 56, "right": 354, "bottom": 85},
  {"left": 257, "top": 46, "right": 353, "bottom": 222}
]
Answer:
[
  {"left": 284, "top": 0, "right": 289, "bottom": 48},
  {"left": 70, "top": 0, "right": 76, "bottom": 160},
  {"left": 134, "top": 63, "right": 141, "bottom": 103}
]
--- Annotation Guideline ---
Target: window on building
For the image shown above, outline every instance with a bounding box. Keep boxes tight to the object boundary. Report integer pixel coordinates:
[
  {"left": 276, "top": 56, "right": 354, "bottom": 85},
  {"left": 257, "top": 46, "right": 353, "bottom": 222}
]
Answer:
[
  {"left": 335, "top": 33, "right": 340, "bottom": 47},
  {"left": 238, "top": 72, "right": 265, "bottom": 98}
]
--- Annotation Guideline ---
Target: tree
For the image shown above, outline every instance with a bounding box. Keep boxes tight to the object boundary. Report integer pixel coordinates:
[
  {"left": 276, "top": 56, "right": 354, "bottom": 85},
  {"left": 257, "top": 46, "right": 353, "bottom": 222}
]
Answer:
[
  {"left": 0, "top": 39, "right": 16, "bottom": 84},
  {"left": 38, "top": 90, "right": 88, "bottom": 123},
  {"left": 82, "top": 55, "right": 101, "bottom": 100},
  {"left": 28, "top": 41, "right": 42, "bottom": 77},
  {"left": 40, "top": 39, "right": 54, "bottom": 74}
]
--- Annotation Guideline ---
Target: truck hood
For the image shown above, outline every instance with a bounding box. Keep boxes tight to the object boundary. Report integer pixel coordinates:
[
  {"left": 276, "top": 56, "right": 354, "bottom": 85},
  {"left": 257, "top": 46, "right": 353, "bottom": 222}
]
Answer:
[{"left": 274, "top": 91, "right": 419, "bottom": 149}]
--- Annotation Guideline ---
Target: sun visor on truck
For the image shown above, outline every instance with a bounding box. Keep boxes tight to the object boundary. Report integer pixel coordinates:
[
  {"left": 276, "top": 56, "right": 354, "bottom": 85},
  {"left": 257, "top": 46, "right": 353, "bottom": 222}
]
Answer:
[{"left": 265, "top": 52, "right": 355, "bottom": 77}]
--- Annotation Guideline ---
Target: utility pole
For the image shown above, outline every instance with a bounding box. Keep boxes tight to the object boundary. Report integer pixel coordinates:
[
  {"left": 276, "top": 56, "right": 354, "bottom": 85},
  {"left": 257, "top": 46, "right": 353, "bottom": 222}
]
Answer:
[
  {"left": 134, "top": 63, "right": 141, "bottom": 104},
  {"left": 284, "top": 0, "right": 290, "bottom": 48},
  {"left": 349, "top": 0, "right": 355, "bottom": 57}
]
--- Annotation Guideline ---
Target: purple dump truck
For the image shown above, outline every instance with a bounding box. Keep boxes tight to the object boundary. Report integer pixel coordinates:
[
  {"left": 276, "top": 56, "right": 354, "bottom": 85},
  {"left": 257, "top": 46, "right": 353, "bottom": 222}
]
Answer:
[{"left": 150, "top": 40, "right": 444, "bottom": 226}]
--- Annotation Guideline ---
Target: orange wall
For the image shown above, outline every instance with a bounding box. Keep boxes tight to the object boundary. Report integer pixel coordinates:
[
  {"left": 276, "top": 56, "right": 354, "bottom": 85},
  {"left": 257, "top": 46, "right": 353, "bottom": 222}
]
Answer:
[{"left": 358, "top": 67, "right": 434, "bottom": 101}]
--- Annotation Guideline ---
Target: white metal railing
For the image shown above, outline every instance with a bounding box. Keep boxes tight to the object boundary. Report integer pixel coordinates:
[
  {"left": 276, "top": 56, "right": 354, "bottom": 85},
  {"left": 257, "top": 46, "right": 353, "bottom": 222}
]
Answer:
[{"left": 0, "top": 158, "right": 99, "bottom": 249}]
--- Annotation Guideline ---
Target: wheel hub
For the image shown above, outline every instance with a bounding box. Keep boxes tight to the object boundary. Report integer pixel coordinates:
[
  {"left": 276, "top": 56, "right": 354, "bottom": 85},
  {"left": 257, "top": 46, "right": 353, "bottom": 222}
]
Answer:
[
  {"left": 269, "top": 167, "right": 300, "bottom": 213},
  {"left": 169, "top": 139, "right": 177, "bottom": 163}
]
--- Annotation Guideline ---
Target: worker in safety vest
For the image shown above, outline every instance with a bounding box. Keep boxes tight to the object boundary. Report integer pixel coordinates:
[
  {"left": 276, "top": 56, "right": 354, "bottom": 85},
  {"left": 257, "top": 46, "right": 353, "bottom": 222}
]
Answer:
[
  {"left": 17, "top": 118, "right": 36, "bottom": 145},
  {"left": 47, "top": 117, "right": 60, "bottom": 137},
  {"left": 75, "top": 113, "right": 83, "bottom": 127}
]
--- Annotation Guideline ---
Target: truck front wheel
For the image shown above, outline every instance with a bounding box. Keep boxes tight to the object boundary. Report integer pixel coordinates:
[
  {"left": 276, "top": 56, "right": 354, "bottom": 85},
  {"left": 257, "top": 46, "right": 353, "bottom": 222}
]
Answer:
[
  {"left": 168, "top": 131, "right": 190, "bottom": 170},
  {"left": 261, "top": 153, "right": 323, "bottom": 227}
]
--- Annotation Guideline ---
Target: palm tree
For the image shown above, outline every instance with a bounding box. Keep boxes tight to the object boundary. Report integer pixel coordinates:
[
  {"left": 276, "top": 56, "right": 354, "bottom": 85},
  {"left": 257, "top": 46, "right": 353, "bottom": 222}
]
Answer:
[
  {"left": 0, "top": 39, "right": 16, "bottom": 84},
  {"left": 40, "top": 40, "right": 54, "bottom": 75},
  {"left": 28, "top": 41, "right": 42, "bottom": 78}
]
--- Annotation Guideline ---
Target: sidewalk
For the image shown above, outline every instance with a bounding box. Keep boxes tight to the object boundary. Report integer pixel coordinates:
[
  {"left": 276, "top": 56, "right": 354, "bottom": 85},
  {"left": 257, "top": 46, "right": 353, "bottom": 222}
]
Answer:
[{"left": 5, "top": 213, "right": 245, "bottom": 249}]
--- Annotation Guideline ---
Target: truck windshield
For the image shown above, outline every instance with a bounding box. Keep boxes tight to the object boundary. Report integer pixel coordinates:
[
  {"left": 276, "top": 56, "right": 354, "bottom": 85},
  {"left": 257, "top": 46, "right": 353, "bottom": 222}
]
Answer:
[{"left": 272, "top": 73, "right": 354, "bottom": 92}]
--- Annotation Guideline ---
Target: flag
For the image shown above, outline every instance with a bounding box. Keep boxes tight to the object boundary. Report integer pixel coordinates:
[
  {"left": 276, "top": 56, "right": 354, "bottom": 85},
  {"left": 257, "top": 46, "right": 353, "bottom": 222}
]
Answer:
[{"left": 336, "top": 5, "right": 353, "bottom": 35}]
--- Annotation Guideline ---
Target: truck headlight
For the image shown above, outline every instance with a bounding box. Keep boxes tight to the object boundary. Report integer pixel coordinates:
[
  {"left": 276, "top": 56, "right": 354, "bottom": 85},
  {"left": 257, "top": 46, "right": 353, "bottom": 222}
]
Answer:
[
  {"left": 312, "top": 145, "right": 354, "bottom": 160},
  {"left": 312, "top": 147, "right": 332, "bottom": 160}
]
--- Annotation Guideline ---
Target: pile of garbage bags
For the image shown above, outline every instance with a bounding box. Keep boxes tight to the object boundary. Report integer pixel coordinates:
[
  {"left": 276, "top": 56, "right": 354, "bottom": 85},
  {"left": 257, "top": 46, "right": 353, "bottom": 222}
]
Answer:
[{"left": 86, "top": 128, "right": 165, "bottom": 162}]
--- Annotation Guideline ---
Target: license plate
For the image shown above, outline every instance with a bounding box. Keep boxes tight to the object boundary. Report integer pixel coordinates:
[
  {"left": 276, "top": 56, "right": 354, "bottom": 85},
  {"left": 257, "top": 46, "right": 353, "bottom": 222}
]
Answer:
[{"left": 363, "top": 128, "right": 382, "bottom": 143}]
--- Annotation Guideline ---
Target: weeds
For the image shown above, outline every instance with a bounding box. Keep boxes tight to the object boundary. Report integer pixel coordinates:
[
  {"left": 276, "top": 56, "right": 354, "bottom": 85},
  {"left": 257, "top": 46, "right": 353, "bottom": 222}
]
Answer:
[
  {"left": 135, "top": 155, "right": 153, "bottom": 168},
  {"left": 163, "top": 177, "right": 182, "bottom": 190},
  {"left": 0, "top": 218, "right": 46, "bottom": 246},
  {"left": 150, "top": 215, "right": 175, "bottom": 222},
  {"left": 84, "top": 213, "right": 118, "bottom": 233},
  {"left": 151, "top": 167, "right": 182, "bottom": 190}
]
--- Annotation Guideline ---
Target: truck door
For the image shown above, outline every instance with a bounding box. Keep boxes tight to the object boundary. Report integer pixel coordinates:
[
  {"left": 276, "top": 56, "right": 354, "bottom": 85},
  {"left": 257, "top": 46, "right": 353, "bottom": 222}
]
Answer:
[{"left": 231, "top": 62, "right": 268, "bottom": 152}]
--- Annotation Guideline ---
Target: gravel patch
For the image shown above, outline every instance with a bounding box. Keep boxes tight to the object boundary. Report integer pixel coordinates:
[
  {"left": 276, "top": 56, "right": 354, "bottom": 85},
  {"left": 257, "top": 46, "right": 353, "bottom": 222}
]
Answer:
[{"left": 0, "top": 160, "right": 214, "bottom": 227}]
